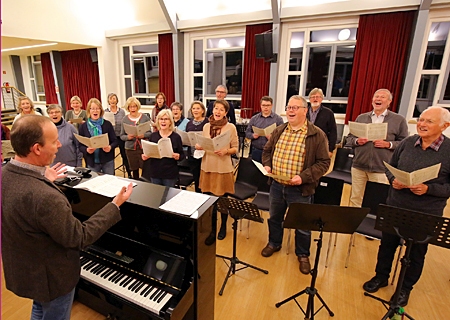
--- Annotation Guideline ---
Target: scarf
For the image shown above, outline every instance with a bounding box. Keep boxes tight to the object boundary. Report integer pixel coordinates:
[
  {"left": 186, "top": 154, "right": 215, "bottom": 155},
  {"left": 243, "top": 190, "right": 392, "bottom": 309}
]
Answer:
[
  {"left": 208, "top": 115, "right": 228, "bottom": 138},
  {"left": 87, "top": 118, "right": 104, "bottom": 163}
]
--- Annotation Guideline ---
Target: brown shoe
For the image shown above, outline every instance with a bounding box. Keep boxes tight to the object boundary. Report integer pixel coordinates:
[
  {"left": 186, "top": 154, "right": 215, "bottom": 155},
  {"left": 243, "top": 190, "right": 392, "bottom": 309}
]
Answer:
[
  {"left": 261, "top": 244, "right": 281, "bottom": 257},
  {"left": 298, "top": 255, "right": 311, "bottom": 274}
]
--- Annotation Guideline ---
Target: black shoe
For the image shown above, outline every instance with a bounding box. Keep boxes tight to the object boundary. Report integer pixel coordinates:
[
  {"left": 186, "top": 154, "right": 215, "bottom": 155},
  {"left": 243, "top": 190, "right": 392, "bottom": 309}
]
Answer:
[
  {"left": 390, "top": 289, "right": 410, "bottom": 307},
  {"left": 204, "top": 232, "right": 216, "bottom": 246},
  {"left": 217, "top": 224, "right": 227, "bottom": 240},
  {"left": 363, "top": 276, "right": 388, "bottom": 293}
]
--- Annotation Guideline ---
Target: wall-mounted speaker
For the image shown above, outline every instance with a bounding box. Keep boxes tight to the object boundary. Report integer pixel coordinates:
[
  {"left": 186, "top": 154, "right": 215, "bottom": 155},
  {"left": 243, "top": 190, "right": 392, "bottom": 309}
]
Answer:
[{"left": 255, "top": 33, "right": 273, "bottom": 60}]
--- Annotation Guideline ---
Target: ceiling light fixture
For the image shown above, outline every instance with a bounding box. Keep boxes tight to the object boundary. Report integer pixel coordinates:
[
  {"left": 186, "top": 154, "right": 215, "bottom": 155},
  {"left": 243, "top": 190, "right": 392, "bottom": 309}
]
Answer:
[
  {"left": 338, "top": 29, "right": 351, "bottom": 41},
  {"left": 1, "top": 42, "right": 58, "bottom": 52}
]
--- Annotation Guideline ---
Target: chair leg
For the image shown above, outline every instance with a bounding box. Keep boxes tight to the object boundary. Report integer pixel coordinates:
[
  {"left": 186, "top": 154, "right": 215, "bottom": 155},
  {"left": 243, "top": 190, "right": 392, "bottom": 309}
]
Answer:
[
  {"left": 334, "top": 233, "right": 338, "bottom": 246},
  {"left": 247, "top": 219, "right": 250, "bottom": 239},
  {"left": 391, "top": 244, "right": 404, "bottom": 285},
  {"left": 286, "top": 229, "right": 291, "bottom": 255},
  {"left": 345, "top": 233, "right": 355, "bottom": 268}
]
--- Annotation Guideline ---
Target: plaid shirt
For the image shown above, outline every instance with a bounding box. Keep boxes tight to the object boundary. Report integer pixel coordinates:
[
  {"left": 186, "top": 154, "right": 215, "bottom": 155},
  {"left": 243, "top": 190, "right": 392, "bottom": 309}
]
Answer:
[
  {"left": 414, "top": 134, "right": 444, "bottom": 151},
  {"left": 272, "top": 122, "right": 307, "bottom": 184}
]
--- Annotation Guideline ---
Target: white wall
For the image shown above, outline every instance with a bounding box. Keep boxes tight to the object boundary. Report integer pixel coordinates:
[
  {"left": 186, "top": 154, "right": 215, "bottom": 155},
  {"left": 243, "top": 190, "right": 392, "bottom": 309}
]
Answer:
[{"left": 1, "top": 57, "right": 16, "bottom": 87}]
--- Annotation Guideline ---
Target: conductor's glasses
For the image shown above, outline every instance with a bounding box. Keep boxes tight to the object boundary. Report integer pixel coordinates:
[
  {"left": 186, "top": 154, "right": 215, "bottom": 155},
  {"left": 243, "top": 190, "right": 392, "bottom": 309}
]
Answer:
[{"left": 285, "top": 105, "right": 306, "bottom": 111}]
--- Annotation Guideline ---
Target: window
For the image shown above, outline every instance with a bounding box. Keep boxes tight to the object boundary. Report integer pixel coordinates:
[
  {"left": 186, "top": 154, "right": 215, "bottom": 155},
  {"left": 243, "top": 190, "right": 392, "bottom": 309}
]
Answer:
[
  {"left": 27, "top": 55, "right": 46, "bottom": 102},
  {"left": 122, "top": 43, "right": 159, "bottom": 106},
  {"left": 285, "top": 28, "right": 357, "bottom": 114},
  {"left": 191, "top": 35, "right": 244, "bottom": 110},
  {"left": 414, "top": 21, "right": 450, "bottom": 113}
]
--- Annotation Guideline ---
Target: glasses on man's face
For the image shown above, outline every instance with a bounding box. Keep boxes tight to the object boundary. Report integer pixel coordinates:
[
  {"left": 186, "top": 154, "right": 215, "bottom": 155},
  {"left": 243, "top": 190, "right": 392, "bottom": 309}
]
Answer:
[
  {"left": 216, "top": 90, "right": 226, "bottom": 94},
  {"left": 48, "top": 111, "right": 61, "bottom": 115},
  {"left": 285, "top": 105, "right": 305, "bottom": 111},
  {"left": 261, "top": 104, "right": 272, "bottom": 108},
  {"left": 309, "top": 95, "right": 322, "bottom": 100}
]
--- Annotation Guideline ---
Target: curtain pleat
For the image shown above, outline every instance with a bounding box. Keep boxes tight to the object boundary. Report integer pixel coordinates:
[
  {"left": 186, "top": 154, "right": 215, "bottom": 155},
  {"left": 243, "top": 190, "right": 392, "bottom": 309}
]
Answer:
[
  {"left": 41, "top": 53, "right": 58, "bottom": 104},
  {"left": 241, "top": 23, "right": 272, "bottom": 117},
  {"left": 345, "top": 11, "right": 415, "bottom": 122},
  {"left": 60, "top": 49, "right": 101, "bottom": 110},
  {"left": 158, "top": 33, "right": 175, "bottom": 105}
]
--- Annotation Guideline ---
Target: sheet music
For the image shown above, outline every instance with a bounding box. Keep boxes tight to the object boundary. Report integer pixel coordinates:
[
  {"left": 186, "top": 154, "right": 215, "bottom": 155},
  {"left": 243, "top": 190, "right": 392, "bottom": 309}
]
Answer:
[
  {"left": 2, "top": 140, "right": 15, "bottom": 158},
  {"left": 349, "top": 122, "right": 387, "bottom": 140},
  {"left": 384, "top": 161, "right": 441, "bottom": 186},
  {"left": 74, "top": 133, "right": 109, "bottom": 148},
  {"left": 103, "top": 112, "right": 115, "bottom": 125},
  {"left": 252, "top": 160, "right": 291, "bottom": 181},
  {"left": 175, "top": 129, "right": 201, "bottom": 147},
  {"left": 142, "top": 138, "right": 173, "bottom": 159},
  {"left": 252, "top": 123, "right": 276, "bottom": 136},
  {"left": 123, "top": 122, "right": 152, "bottom": 136},
  {"left": 159, "top": 190, "right": 210, "bottom": 216},
  {"left": 74, "top": 175, "right": 135, "bottom": 198},
  {"left": 196, "top": 130, "right": 231, "bottom": 152}
]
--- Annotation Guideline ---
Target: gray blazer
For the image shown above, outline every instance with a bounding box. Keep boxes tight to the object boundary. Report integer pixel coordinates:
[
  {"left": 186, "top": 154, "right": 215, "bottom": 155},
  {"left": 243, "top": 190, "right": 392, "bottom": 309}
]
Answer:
[{"left": 1, "top": 163, "right": 121, "bottom": 302}]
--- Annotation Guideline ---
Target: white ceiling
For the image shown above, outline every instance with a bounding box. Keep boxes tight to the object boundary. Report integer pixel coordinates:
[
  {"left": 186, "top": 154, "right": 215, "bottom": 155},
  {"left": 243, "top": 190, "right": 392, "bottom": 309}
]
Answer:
[{"left": 2, "top": 0, "right": 448, "bottom": 57}]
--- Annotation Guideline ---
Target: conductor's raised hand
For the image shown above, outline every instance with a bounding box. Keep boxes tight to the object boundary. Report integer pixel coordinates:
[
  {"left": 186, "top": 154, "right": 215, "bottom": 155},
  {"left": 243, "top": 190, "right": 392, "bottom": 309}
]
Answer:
[
  {"left": 45, "top": 162, "right": 67, "bottom": 182},
  {"left": 112, "top": 183, "right": 133, "bottom": 207}
]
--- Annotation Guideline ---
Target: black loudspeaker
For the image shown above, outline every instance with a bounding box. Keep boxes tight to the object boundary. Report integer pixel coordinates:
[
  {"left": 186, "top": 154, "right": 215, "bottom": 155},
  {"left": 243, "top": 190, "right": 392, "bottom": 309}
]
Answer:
[
  {"left": 255, "top": 33, "right": 273, "bottom": 59},
  {"left": 89, "top": 48, "right": 98, "bottom": 63}
]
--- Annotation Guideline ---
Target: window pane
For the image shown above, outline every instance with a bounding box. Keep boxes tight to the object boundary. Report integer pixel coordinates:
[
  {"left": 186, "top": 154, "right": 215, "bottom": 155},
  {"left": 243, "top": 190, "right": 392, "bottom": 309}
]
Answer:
[
  {"left": 332, "top": 45, "right": 354, "bottom": 97},
  {"left": 194, "top": 76, "right": 203, "bottom": 101},
  {"left": 34, "top": 63, "right": 44, "bottom": 94},
  {"left": 286, "top": 75, "right": 300, "bottom": 105},
  {"left": 137, "top": 98, "right": 155, "bottom": 107},
  {"left": 414, "top": 75, "right": 438, "bottom": 116},
  {"left": 123, "top": 47, "right": 131, "bottom": 75},
  {"left": 321, "top": 102, "right": 347, "bottom": 114},
  {"left": 146, "top": 56, "right": 159, "bottom": 94},
  {"left": 194, "top": 40, "right": 203, "bottom": 73},
  {"left": 207, "top": 36, "right": 245, "bottom": 49},
  {"left": 424, "top": 22, "right": 450, "bottom": 70},
  {"left": 33, "top": 55, "right": 41, "bottom": 62},
  {"left": 133, "top": 44, "right": 158, "bottom": 54},
  {"left": 206, "top": 52, "right": 223, "bottom": 95},
  {"left": 133, "top": 57, "right": 147, "bottom": 94},
  {"left": 289, "top": 32, "right": 304, "bottom": 71},
  {"left": 310, "top": 28, "right": 357, "bottom": 42},
  {"left": 125, "top": 78, "right": 132, "bottom": 98},
  {"left": 38, "top": 96, "right": 46, "bottom": 102},
  {"left": 30, "top": 80, "right": 37, "bottom": 100},
  {"left": 27, "top": 56, "right": 33, "bottom": 77},
  {"left": 443, "top": 70, "right": 450, "bottom": 101},
  {"left": 225, "top": 51, "right": 242, "bottom": 94},
  {"left": 306, "top": 46, "right": 331, "bottom": 96}
]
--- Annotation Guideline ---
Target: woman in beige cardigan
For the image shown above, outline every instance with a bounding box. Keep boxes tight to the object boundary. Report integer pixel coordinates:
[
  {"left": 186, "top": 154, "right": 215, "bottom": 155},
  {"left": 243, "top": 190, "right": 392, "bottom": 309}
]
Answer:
[{"left": 196, "top": 100, "right": 238, "bottom": 245}]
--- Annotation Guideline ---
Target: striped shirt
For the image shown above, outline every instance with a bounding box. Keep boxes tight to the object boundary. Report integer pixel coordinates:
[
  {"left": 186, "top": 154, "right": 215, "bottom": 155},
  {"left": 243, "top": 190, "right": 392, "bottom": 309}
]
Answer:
[{"left": 272, "top": 122, "right": 307, "bottom": 184}]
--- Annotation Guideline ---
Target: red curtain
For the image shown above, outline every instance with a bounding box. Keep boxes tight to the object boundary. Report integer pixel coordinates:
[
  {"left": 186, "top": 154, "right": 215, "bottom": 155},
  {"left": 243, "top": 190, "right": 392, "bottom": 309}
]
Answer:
[
  {"left": 241, "top": 23, "right": 272, "bottom": 116},
  {"left": 60, "top": 49, "right": 101, "bottom": 110},
  {"left": 345, "top": 11, "right": 415, "bottom": 123},
  {"left": 41, "top": 53, "right": 58, "bottom": 104},
  {"left": 158, "top": 33, "right": 175, "bottom": 105}
]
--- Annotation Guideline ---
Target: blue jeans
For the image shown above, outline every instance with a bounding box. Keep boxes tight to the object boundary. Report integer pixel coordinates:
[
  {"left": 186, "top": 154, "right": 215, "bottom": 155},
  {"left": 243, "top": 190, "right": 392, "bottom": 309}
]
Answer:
[
  {"left": 151, "top": 178, "right": 177, "bottom": 188},
  {"left": 31, "top": 288, "right": 75, "bottom": 320},
  {"left": 88, "top": 160, "right": 115, "bottom": 175},
  {"left": 268, "top": 180, "right": 312, "bottom": 256}
]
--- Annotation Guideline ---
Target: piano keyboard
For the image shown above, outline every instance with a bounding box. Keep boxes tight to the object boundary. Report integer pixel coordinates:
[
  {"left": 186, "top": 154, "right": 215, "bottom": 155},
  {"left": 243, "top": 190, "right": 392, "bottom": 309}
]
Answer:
[{"left": 80, "top": 256, "right": 173, "bottom": 315}]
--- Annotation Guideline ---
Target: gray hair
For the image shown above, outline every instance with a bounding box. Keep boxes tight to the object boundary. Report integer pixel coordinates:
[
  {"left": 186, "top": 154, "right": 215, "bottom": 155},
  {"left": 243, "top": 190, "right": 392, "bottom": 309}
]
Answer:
[
  {"left": 308, "top": 88, "right": 324, "bottom": 98},
  {"left": 216, "top": 85, "right": 228, "bottom": 94},
  {"left": 373, "top": 89, "right": 393, "bottom": 101},
  {"left": 155, "top": 109, "right": 175, "bottom": 131},
  {"left": 46, "top": 104, "right": 63, "bottom": 113},
  {"left": 422, "top": 106, "right": 450, "bottom": 125},
  {"left": 288, "top": 95, "right": 307, "bottom": 108}
]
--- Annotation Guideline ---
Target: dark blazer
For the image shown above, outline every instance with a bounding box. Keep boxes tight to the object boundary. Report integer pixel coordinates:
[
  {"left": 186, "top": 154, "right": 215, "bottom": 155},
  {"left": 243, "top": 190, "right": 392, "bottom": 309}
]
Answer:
[
  {"left": 306, "top": 105, "right": 337, "bottom": 152},
  {"left": 1, "top": 163, "right": 121, "bottom": 302},
  {"left": 78, "top": 119, "right": 118, "bottom": 167}
]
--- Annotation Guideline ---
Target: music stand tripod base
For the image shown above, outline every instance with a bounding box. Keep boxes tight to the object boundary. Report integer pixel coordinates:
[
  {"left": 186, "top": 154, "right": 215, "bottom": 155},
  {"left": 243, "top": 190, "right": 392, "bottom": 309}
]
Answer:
[
  {"left": 275, "top": 203, "right": 369, "bottom": 320},
  {"left": 216, "top": 197, "right": 268, "bottom": 296}
]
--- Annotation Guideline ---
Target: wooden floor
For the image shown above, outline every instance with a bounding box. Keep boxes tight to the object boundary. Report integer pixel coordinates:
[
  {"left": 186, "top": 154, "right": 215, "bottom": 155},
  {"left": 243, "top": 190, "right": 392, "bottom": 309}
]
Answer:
[{"left": 3, "top": 151, "right": 450, "bottom": 319}]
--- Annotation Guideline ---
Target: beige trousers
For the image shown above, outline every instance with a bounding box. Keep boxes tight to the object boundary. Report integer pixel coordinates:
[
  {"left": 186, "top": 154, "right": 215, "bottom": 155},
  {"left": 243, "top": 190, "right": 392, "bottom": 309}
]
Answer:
[{"left": 349, "top": 167, "right": 389, "bottom": 207}]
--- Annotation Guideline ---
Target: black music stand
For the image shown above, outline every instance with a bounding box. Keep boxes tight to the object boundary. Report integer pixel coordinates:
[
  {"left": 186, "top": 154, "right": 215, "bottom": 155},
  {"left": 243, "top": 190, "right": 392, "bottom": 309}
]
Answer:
[
  {"left": 364, "top": 204, "right": 450, "bottom": 320},
  {"left": 275, "top": 203, "right": 369, "bottom": 319},
  {"left": 216, "top": 197, "right": 268, "bottom": 295}
]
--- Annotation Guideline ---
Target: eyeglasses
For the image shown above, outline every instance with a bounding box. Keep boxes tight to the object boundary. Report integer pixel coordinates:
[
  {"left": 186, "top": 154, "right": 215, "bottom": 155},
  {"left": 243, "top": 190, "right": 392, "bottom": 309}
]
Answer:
[
  {"left": 216, "top": 90, "right": 226, "bottom": 94},
  {"left": 261, "top": 104, "right": 272, "bottom": 107},
  {"left": 48, "top": 111, "right": 61, "bottom": 115},
  {"left": 159, "top": 118, "right": 170, "bottom": 121},
  {"left": 285, "top": 105, "right": 306, "bottom": 111},
  {"left": 309, "top": 95, "right": 323, "bottom": 100},
  {"left": 90, "top": 108, "right": 101, "bottom": 111}
]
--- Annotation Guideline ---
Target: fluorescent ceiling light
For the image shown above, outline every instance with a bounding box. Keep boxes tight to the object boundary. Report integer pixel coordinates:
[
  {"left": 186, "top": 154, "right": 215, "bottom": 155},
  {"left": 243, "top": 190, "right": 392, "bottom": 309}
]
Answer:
[{"left": 2, "top": 42, "right": 58, "bottom": 52}]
